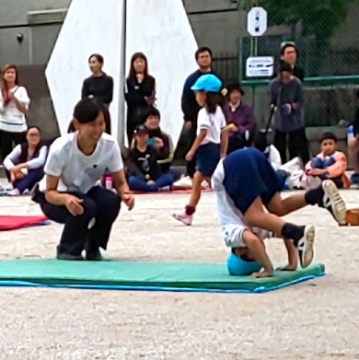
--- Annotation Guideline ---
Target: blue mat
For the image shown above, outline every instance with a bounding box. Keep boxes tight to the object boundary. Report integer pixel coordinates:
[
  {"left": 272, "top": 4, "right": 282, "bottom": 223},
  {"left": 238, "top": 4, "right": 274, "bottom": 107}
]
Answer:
[{"left": 0, "top": 259, "right": 325, "bottom": 293}]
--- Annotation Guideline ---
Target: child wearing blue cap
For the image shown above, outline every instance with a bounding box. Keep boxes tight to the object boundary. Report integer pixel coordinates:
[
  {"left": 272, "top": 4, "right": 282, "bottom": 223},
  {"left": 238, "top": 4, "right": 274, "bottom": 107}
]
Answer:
[{"left": 172, "top": 74, "right": 228, "bottom": 225}]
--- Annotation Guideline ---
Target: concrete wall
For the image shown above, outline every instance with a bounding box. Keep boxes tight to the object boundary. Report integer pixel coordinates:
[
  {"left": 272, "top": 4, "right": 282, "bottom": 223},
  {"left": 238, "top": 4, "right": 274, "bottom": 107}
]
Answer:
[{"left": 0, "top": 0, "right": 71, "bottom": 65}]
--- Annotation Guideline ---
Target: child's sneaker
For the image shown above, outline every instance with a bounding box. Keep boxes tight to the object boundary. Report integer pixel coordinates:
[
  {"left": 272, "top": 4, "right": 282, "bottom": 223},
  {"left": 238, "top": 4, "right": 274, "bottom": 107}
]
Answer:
[
  {"left": 321, "top": 180, "right": 347, "bottom": 225},
  {"left": 295, "top": 225, "right": 315, "bottom": 268},
  {"left": 171, "top": 210, "right": 193, "bottom": 225}
]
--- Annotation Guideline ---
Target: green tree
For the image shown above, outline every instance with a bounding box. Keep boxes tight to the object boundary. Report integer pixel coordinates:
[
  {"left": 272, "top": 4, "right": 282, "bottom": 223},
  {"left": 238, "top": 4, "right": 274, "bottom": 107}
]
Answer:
[{"left": 257, "top": 0, "right": 356, "bottom": 41}]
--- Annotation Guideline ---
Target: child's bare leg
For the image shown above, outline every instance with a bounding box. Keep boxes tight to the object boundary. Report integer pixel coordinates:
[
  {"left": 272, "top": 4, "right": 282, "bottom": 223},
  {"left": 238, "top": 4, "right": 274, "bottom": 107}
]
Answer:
[
  {"left": 266, "top": 183, "right": 346, "bottom": 225},
  {"left": 266, "top": 192, "right": 307, "bottom": 216},
  {"left": 243, "top": 197, "right": 314, "bottom": 268},
  {"left": 277, "top": 238, "right": 298, "bottom": 271},
  {"left": 188, "top": 171, "right": 203, "bottom": 208}
]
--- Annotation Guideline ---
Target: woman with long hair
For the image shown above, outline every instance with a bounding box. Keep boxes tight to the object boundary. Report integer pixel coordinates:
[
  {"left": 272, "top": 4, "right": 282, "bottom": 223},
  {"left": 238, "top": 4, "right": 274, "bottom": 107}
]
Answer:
[
  {"left": 3, "top": 126, "right": 47, "bottom": 195},
  {"left": 0, "top": 64, "right": 30, "bottom": 161},
  {"left": 124, "top": 52, "right": 156, "bottom": 145}
]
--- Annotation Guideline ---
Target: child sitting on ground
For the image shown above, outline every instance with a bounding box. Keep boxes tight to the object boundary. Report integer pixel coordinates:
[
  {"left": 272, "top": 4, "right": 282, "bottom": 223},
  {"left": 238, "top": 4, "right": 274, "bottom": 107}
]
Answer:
[
  {"left": 305, "top": 132, "right": 349, "bottom": 189},
  {"left": 127, "top": 124, "right": 175, "bottom": 192}
]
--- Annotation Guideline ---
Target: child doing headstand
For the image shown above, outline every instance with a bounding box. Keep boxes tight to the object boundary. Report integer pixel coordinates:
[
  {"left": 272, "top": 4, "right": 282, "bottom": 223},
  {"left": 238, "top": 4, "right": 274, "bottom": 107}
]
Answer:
[
  {"left": 212, "top": 147, "right": 347, "bottom": 278},
  {"left": 172, "top": 74, "right": 228, "bottom": 225}
]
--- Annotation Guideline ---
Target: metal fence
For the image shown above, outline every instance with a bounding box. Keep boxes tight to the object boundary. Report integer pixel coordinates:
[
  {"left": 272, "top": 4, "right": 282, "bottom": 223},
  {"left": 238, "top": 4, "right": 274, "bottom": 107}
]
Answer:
[{"left": 210, "top": 0, "right": 359, "bottom": 128}]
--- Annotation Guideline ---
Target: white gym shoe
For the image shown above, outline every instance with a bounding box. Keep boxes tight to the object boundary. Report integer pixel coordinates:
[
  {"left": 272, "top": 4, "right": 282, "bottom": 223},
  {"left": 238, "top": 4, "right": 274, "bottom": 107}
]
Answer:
[
  {"left": 322, "top": 180, "right": 347, "bottom": 225},
  {"left": 7, "top": 188, "right": 20, "bottom": 196},
  {"left": 296, "top": 225, "right": 315, "bottom": 269}
]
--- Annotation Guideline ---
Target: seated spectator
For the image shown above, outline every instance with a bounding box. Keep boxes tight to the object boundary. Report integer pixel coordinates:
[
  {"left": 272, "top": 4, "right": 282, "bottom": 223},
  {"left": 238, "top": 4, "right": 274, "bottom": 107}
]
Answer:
[
  {"left": 131, "top": 106, "right": 180, "bottom": 180},
  {"left": 3, "top": 126, "right": 47, "bottom": 195},
  {"left": 127, "top": 125, "right": 175, "bottom": 192},
  {"left": 254, "top": 131, "right": 282, "bottom": 171},
  {"left": 253, "top": 131, "right": 289, "bottom": 188},
  {"left": 223, "top": 82, "right": 258, "bottom": 154},
  {"left": 305, "top": 132, "right": 349, "bottom": 189}
]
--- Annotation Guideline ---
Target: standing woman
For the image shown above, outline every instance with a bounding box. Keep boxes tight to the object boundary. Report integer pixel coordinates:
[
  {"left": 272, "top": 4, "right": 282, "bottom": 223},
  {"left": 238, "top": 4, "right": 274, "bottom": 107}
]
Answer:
[
  {"left": 81, "top": 54, "right": 114, "bottom": 107},
  {"left": 32, "top": 98, "right": 134, "bottom": 261},
  {"left": 0, "top": 64, "right": 30, "bottom": 161},
  {"left": 125, "top": 52, "right": 156, "bottom": 145}
]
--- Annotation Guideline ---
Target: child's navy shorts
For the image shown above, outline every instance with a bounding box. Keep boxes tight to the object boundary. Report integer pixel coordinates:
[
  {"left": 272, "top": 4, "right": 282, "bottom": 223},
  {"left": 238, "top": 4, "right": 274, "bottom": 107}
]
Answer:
[
  {"left": 222, "top": 147, "right": 282, "bottom": 214},
  {"left": 196, "top": 142, "right": 220, "bottom": 177}
]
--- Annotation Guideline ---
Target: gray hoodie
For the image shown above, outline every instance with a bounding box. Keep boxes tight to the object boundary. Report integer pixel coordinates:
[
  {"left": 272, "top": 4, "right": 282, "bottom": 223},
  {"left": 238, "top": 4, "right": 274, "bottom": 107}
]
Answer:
[{"left": 268, "top": 76, "right": 304, "bottom": 132}]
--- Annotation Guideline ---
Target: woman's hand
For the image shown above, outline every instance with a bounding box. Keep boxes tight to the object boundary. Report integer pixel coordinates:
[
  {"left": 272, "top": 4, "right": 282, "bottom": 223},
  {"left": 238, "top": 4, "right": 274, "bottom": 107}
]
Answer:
[
  {"left": 122, "top": 193, "right": 135, "bottom": 210},
  {"left": 154, "top": 137, "right": 164, "bottom": 149},
  {"left": 65, "top": 195, "right": 84, "bottom": 216},
  {"left": 225, "top": 123, "right": 238, "bottom": 132}
]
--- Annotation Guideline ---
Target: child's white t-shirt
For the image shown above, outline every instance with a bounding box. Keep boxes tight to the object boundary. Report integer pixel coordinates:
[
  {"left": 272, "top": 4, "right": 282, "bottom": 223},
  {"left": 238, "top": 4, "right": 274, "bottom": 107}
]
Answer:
[
  {"left": 197, "top": 105, "right": 226, "bottom": 145},
  {"left": 39, "top": 132, "right": 123, "bottom": 193},
  {"left": 212, "top": 159, "right": 269, "bottom": 248}
]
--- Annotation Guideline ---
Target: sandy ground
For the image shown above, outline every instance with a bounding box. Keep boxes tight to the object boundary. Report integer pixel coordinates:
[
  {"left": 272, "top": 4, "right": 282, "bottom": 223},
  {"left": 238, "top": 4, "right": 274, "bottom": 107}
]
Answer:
[{"left": 1, "top": 179, "right": 359, "bottom": 359}]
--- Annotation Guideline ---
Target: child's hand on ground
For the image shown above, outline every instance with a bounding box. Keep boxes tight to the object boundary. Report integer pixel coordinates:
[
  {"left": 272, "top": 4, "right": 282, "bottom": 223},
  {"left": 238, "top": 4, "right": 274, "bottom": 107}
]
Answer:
[
  {"left": 251, "top": 270, "right": 274, "bottom": 278},
  {"left": 185, "top": 151, "right": 195, "bottom": 161}
]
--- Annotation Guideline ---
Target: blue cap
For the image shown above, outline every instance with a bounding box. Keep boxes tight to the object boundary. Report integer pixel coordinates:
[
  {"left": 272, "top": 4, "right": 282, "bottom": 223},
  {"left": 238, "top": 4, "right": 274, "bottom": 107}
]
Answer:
[{"left": 191, "top": 74, "right": 222, "bottom": 92}]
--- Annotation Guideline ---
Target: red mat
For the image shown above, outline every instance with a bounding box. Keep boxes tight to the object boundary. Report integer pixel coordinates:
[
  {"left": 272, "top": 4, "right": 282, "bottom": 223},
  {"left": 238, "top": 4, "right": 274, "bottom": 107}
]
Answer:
[
  {"left": 131, "top": 188, "right": 212, "bottom": 195},
  {"left": 0, "top": 215, "right": 48, "bottom": 231}
]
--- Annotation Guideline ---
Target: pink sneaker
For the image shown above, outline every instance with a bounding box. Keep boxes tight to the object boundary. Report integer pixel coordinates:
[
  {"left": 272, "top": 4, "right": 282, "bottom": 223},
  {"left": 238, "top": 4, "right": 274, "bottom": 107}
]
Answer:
[{"left": 171, "top": 210, "right": 193, "bottom": 225}]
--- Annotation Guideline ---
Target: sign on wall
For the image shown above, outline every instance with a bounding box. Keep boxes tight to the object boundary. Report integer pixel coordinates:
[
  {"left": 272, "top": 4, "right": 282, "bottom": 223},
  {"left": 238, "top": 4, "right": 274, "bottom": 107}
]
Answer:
[
  {"left": 246, "top": 56, "right": 274, "bottom": 77},
  {"left": 247, "top": 7, "right": 268, "bottom": 36}
]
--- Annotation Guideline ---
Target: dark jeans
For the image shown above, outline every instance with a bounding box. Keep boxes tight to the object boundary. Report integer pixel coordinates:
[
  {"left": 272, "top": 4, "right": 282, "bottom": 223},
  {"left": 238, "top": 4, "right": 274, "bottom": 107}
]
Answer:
[
  {"left": 273, "top": 128, "right": 310, "bottom": 165},
  {"left": 311, "top": 156, "right": 343, "bottom": 187},
  {"left": 128, "top": 173, "right": 175, "bottom": 192},
  {"left": 13, "top": 168, "right": 44, "bottom": 193},
  {"left": 37, "top": 186, "right": 121, "bottom": 256},
  {"left": 0, "top": 130, "right": 26, "bottom": 162}
]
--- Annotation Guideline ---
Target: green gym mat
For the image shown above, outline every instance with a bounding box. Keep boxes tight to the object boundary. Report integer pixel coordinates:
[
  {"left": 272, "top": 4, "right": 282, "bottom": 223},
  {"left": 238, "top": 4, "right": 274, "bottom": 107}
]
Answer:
[{"left": 0, "top": 259, "right": 325, "bottom": 293}]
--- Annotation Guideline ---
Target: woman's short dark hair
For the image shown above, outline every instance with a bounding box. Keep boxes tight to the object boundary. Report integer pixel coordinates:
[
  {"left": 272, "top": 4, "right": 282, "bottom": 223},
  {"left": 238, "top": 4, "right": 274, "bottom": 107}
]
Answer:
[
  {"left": 88, "top": 53, "right": 104, "bottom": 65},
  {"left": 73, "top": 98, "right": 104, "bottom": 124}
]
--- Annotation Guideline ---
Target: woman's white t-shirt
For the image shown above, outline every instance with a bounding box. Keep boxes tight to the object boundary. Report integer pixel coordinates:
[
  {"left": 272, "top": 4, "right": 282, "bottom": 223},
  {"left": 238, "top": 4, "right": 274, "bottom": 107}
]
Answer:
[
  {"left": 39, "top": 132, "right": 124, "bottom": 193},
  {"left": 0, "top": 86, "right": 30, "bottom": 133},
  {"left": 197, "top": 105, "right": 226, "bottom": 145}
]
